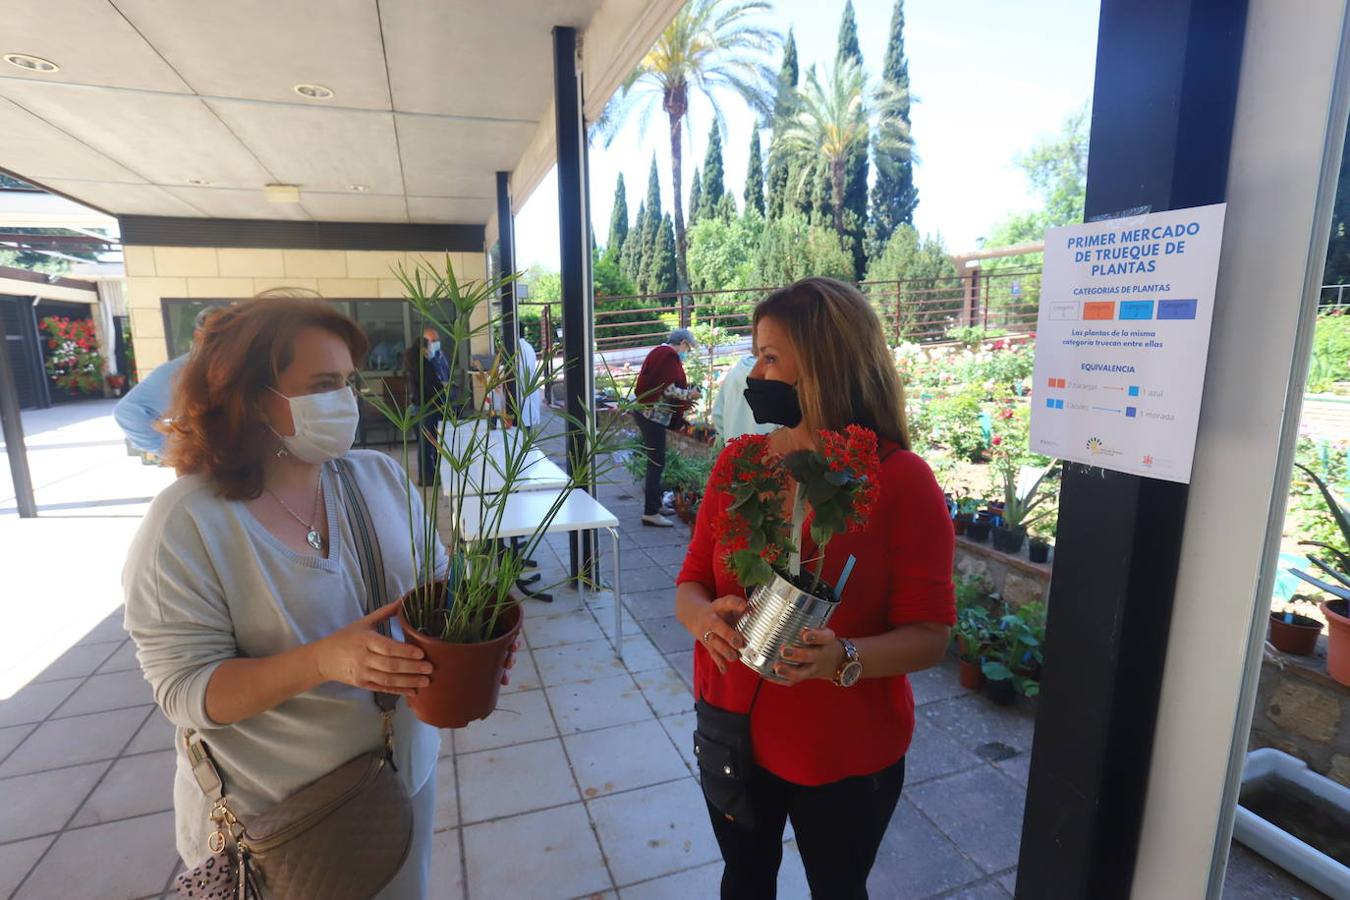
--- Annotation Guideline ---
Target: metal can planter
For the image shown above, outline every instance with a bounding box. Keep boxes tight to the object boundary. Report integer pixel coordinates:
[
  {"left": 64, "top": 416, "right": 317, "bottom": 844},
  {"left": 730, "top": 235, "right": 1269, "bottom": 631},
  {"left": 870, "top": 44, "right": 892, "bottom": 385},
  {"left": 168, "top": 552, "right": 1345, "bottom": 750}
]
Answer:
[{"left": 735, "top": 572, "right": 838, "bottom": 682}]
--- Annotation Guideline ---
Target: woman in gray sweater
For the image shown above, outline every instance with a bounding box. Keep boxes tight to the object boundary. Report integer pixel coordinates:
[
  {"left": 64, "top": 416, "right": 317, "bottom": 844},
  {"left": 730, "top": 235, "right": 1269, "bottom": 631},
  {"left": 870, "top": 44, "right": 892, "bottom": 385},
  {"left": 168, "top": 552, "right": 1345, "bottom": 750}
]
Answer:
[{"left": 123, "top": 292, "right": 511, "bottom": 898}]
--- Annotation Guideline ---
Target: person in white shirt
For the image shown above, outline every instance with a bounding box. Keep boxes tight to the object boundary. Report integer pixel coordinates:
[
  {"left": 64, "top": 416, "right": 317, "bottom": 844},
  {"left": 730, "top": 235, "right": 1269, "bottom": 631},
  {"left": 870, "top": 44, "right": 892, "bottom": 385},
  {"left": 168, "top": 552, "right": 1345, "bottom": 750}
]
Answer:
[
  {"left": 516, "top": 336, "right": 543, "bottom": 433},
  {"left": 711, "top": 354, "right": 776, "bottom": 445}
]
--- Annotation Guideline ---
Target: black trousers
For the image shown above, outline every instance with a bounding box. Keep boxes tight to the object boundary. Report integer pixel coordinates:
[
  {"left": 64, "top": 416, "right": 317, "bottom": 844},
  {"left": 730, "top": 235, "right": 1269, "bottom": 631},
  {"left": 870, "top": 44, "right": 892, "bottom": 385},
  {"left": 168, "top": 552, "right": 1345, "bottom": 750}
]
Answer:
[
  {"left": 418, "top": 411, "right": 441, "bottom": 485},
  {"left": 633, "top": 412, "right": 668, "bottom": 515},
  {"left": 708, "top": 757, "right": 905, "bottom": 900}
]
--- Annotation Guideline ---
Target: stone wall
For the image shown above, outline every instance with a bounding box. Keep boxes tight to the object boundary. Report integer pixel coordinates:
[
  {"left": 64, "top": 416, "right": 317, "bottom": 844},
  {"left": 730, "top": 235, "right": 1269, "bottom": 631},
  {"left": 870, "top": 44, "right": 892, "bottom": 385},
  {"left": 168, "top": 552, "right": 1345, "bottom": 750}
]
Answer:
[
  {"left": 1249, "top": 641, "right": 1350, "bottom": 788},
  {"left": 953, "top": 536, "right": 1052, "bottom": 609}
]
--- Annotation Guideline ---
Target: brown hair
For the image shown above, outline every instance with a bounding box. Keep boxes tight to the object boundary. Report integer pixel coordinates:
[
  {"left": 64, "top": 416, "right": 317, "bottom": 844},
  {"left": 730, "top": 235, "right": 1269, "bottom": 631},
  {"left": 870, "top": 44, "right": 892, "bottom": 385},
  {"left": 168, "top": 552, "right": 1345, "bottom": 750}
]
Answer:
[
  {"left": 162, "top": 289, "right": 368, "bottom": 499},
  {"left": 752, "top": 277, "right": 910, "bottom": 449}
]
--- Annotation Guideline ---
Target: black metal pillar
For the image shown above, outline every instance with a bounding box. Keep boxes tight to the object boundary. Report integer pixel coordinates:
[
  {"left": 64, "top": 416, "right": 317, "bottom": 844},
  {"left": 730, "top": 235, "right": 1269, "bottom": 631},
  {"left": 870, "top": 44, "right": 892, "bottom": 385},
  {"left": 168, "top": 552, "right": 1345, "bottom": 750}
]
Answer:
[
  {"left": 553, "top": 25, "right": 596, "bottom": 580},
  {"left": 496, "top": 171, "right": 519, "bottom": 416},
  {"left": 0, "top": 301, "right": 37, "bottom": 517},
  {"left": 1015, "top": 1, "right": 1249, "bottom": 898}
]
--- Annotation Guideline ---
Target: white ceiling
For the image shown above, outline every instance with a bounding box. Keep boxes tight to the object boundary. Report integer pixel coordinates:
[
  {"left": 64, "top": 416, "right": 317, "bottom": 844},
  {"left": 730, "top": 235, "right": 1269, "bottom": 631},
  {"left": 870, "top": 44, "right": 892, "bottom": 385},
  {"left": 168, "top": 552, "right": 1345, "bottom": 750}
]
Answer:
[{"left": 0, "top": 0, "right": 655, "bottom": 227}]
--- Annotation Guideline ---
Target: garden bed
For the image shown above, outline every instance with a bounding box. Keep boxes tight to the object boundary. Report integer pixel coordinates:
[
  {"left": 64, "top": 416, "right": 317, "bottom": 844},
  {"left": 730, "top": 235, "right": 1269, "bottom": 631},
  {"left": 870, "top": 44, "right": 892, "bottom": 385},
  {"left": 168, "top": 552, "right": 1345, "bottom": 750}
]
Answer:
[
  {"left": 1249, "top": 637, "right": 1350, "bottom": 790},
  {"left": 955, "top": 535, "right": 1051, "bottom": 609}
]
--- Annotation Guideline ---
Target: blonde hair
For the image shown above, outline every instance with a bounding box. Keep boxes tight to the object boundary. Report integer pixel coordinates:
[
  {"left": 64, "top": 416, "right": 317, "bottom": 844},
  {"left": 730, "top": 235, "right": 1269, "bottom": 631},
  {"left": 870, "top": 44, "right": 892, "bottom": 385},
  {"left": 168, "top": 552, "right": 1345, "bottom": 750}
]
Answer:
[{"left": 752, "top": 277, "right": 909, "bottom": 449}]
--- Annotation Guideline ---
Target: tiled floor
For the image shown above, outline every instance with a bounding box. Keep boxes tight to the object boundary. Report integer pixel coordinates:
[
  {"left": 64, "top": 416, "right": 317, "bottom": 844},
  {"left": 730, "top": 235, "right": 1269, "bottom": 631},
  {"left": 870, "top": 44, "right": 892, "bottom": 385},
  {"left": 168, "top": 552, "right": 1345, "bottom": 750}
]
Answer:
[{"left": 0, "top": 408, "right": 1331, "bottom": 899}]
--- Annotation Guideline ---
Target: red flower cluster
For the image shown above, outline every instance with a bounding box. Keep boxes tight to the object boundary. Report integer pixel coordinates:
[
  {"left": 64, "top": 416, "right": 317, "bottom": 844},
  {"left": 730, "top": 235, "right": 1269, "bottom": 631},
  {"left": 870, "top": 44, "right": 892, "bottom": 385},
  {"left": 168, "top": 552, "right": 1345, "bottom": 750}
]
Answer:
[
  {"left": 39, "top": 316, "right": 104, "bottom": 393},
  {"left": 818, "top": 425, "right": 881, "bottom": 532}
]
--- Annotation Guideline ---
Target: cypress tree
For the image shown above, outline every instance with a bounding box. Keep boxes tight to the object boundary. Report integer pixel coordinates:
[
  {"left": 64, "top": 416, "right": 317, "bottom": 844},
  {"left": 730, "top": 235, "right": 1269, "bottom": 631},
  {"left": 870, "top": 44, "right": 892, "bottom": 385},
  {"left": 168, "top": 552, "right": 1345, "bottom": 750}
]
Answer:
[
  {"left": 836, "top": 0, "right": 870, "bottom": 275},
  {"left": 870, "top": 0, "right": 918, "bottom": 246},
  {"left": 622, "top": 199, "right": 647, "bottom": 282},
  {"left": 702, "top": 125, "right": 726, "bottom": 210},
  {"left": 688, "top": 165, "right": 704, "bottom": 228},
  {"left": 766, "top": 30, "right": 800, "bottom": 219},
  {"left": 637, "top": 157, "right": 663, "bottom": 291},
  {"left": 745, "top": 130, "right": 765, "bottom": 216},
  {"left": 715, "top": 193, "right": 738, "bottom": 223},
  {"left": 606, "top": 173, "right": 629, "bottom": 262},
  {"left": 651, "top": 214, "right": 679, "bottom": 295}
]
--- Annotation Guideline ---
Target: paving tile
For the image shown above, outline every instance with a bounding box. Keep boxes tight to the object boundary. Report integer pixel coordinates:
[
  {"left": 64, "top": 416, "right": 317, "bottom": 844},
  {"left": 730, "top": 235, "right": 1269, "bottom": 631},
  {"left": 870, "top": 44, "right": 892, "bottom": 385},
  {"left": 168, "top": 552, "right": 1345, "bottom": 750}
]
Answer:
[
  {"left": 432, "top": 755, "right": 458, "bottom": 833},
  {"left": 0, "top": 706, "right": 149, "bottom": 777},
  {"left": 17, "top": 810, "right": 175, "bottom": 900},
  {"left": 998, "top": 869, "right": 1018, "bottom": 893},
  {"left": 458, "top": 738, "right": 579, "bottom": 823},
  {"left": 642, "top": 544, "right": 692, "bottom": 569},
  {"left": 906, "top": 768, "right": 1027, "bottom": 874},
  {"left": 30, "top": 642, "right": 122, "bottom": 683},
  {"left": 589, "top": 777, "right": 720, "bottom": 886},
  {"left": 95, "top": 640, "right": 142, "bottom": 674},
  {"left": 910, "top": 657, "right": 971, "bottom": 707},
  {"left": 634, "top": 667, "right": 694, "bottom": 718},
  {"left": 867, "top": 797, "right": 984, "bottom": 898},
  {"left": 946, "top": 880, "right": 1014, "bottom": 899},
  {"left": 617, "top": 633, "right": 669, "bottom": 674},
  {"left": 550, "top": 673, "right": 653, "bottom": 735},
  {"left": 630, "top": 527, "right": 693, "bottom": 550},
  {"left": 564, "top": 720, "right": 689, "bottom": 800},
  {"left": 463, "top": 804, "right": 611, "bottom": 899},
  {"left": 617, "top": 566, "right": 680, "bottom": 594},
  {"left": 0, "top": 835, "right": 54, "bottom": 899},
  {"left": 641, "top": 616, "right": 695, "bottom": 655},
  {"left": 991, "top": 749, "right": 1032, "bottom": 788},
  {"left": 501, "top": 647, "right": 542, "bottom": 694},
  {"left": 425, "top": 829, "right": 463, "bottom": 899},
  {"left": 0, "top": 761, "right": 109, "bottom": 842},
  {"left": 624, "top": 589, "right": 676, "bottom": 621},
  {"left": 620, "top": 861, "right": 722, "bottom": 899},
  {"left": 921, "top": 694, "right": 1037, "bottom": 757},
  {"left": 535, "top": 638, "right": 631, "bottom": 686},
  {"left": 658, "top": 711, "right": 698, "bottom": 776},
  {"left": 125, "top": 710, "right": 176, "bottom": 755},
  {"left": 76, "top": 611, "right": 131, "bottom": 645},
  {"left": 1222, "top": 840, "right": 1329, "bottom": 899},
  {"left": 523, "top": 609, "right": 607, "bottom": 649},
  {"left": 69, "top": 749, "right": 173, "bottom": 827},
  {"left": 51, "top": 669, "right": 154, "bottom": 719},
  {"left": 453, "top": 688, "right": 558, "bottom": 754},
  {"left": 0, "top": 678, "right": 82, "bottom": 728},
  {"left": 596, "top": 607, "right": 640, "bottom": 644},
  {"left": 905, "top": 719, "right": 984, "bottom": 786},
  {"left": 0, "top": 723, "right": 35, "bottom": 763},
  {"left": 667, "top": 650, "right": 695, "bottom": 690}
]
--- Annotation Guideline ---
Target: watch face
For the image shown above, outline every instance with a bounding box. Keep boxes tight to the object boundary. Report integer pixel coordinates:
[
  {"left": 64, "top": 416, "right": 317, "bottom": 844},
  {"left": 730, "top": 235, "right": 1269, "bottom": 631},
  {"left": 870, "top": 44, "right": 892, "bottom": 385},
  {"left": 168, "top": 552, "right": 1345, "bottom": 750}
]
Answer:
[{"left": 840, "top": 661, "right": 863, "bottom": 687}]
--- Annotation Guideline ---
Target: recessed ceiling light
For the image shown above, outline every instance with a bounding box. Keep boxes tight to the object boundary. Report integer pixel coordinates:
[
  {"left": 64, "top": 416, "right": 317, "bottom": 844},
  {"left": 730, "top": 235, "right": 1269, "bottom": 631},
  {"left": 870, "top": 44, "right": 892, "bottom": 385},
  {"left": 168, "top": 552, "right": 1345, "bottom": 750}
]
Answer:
[
  {"left": 347, "top": 184, "right": 369, "bottom": 192},
  {"left": 293, "top": 83, "right": 334, "bottom": 100},
  {"left": 186, "top": 178, "right": 210, "bottom": 186},
  {"left": 265, "top": 183, "right": 302, "bottom": 204},
  {"left": 4, "top": 54, "right": 59, "bottom": 73}
]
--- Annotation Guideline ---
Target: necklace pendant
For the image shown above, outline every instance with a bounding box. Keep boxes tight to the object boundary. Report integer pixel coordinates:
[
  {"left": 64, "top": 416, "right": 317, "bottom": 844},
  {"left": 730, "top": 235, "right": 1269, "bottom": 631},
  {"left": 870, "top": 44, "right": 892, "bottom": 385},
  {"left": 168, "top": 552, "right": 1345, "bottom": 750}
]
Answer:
[{"left": 306, "top": 529, "right": 325, "bottom": 551}]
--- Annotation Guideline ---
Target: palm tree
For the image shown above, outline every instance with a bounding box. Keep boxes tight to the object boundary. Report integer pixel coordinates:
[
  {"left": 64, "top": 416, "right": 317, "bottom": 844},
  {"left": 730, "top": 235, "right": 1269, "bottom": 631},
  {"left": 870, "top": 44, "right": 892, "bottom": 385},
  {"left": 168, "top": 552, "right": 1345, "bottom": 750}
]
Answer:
[{"left": 602, "top": 0, "right": 779, "bottom": 318}]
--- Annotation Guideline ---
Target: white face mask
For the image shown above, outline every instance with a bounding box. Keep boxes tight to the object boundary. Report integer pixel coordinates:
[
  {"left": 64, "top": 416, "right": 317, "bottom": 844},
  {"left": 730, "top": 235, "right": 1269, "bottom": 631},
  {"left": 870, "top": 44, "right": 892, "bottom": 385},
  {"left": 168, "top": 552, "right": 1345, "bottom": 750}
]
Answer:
[
  {"left": 268, "top": 386, "right": 359, "bottom": 464},
  {"left": 428, "top": 341, "right": 441, "bottom": 355}
]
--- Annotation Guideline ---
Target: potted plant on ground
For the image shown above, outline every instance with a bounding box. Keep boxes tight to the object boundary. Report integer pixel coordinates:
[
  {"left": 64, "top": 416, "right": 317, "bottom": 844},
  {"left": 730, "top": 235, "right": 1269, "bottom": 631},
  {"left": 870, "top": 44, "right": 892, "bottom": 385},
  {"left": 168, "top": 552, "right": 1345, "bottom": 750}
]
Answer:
[
  {"left": 1288, "top": 463, "right": 1350, "bottom": 685},
  {"left": 953, "top": 494, "right": 979, "bottom": 537},
  {"left": 1028, "top": 516, "right": 1055, "bottom": 564},
  {"left": 981, "top": 608, "right": 1043, "bottom": 704},
  {"left": 366, "top": 257, "right": 629, "bottom": 727},
  {"left": 1269, "top": 595, "right": 1322, "bottom": 656},
  {"left": 987, "top": 403, "right": 1059, "bottom": 555},
  {"left": 714, "top": 427, "right": 882, "bottom": 681},
  {"left": 955, "top": 605, "right": 993, "bottom": 690}
]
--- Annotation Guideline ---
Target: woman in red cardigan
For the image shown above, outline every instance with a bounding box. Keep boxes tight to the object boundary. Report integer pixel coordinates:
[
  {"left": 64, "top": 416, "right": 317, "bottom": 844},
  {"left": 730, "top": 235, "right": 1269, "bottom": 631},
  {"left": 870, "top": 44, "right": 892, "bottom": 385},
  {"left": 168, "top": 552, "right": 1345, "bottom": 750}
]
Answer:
[{"left": 675, "top": 277, "right": 956, "bottom": 898}]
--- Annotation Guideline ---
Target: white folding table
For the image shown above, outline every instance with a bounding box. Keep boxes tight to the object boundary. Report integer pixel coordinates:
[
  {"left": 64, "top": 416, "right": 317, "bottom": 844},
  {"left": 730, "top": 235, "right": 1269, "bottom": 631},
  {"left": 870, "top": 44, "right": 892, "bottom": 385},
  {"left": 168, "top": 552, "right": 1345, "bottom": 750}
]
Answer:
[{"left": 454, "top": 489, "right": 624, "bottom": 660}]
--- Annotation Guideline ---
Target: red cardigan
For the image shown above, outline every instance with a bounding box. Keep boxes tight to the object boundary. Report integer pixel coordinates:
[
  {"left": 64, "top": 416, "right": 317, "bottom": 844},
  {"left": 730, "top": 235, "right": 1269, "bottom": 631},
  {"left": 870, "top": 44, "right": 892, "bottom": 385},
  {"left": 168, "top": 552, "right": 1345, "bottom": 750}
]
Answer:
[
  {"left": 635, "top": 344, "right": 691, "bottom": 428},
  {"left": 677, "top": 439, "right": 956, "bottom": 786}
]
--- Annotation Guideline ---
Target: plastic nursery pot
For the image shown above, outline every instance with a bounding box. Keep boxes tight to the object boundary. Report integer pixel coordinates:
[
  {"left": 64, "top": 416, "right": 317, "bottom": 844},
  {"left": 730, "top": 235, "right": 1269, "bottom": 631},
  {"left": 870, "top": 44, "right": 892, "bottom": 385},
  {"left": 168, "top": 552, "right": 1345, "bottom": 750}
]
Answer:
[
  {"left": 1320, "top": 600, "right": 1350, "bottom": 686},
  {"left": 985, "top": 677, "right": 1017, "bottom": 706},
  {"left": 1267, "top": 611, "right": 1322, "bottom": 656},
  {"left": 959, "top": 658, "right": 985, "bottom": 690},
  {"left": 1028, "top": 539, "right": 1051, "bottom": 564},
  {"left": 397, "top": 593, "right": 522, "bottom": 729},
  {"left": 991, "top": 525, "right": 1026, "bottom": 555},
  {"left": 953, "top": 514, "right": 972, "bottom": 536},
  {"left": 966, "top": 521, "right": 992, "bottom": 542}
]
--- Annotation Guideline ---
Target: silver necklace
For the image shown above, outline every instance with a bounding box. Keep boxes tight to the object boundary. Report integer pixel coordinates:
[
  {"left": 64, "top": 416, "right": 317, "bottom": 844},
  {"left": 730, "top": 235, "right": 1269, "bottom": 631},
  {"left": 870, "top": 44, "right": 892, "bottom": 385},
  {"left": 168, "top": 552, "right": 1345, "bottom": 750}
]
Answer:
[{"left": 265, "top": 475, "right": 325, "bottom": 551}]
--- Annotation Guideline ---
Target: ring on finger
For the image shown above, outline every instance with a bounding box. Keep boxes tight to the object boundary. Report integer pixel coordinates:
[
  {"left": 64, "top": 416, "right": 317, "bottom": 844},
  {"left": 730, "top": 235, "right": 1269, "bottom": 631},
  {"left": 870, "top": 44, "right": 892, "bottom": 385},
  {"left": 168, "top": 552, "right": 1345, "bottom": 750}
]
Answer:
[{"left": 701, "top": 630, "right": 715, "bottom": 645}]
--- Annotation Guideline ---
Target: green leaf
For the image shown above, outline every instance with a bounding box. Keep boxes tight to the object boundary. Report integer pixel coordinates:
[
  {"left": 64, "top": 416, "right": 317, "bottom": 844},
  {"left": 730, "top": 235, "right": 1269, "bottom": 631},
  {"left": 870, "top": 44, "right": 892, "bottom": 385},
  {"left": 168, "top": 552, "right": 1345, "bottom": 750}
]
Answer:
[
  {"left": 748, "top": 530, "right": 767, "bottom": 553},
  {"left": 824, "top": 469, "right": 851, "bottom": 486},
  {"left": 982, "top": 660, "right": 1014, "bottom": 681}
]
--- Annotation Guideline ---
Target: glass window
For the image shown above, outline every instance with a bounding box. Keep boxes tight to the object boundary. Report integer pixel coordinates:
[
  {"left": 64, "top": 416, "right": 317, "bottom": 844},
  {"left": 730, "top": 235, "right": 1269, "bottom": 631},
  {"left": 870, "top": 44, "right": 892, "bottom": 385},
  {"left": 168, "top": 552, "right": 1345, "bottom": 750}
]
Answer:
[
  {"left": 353, "top": 301, "right": 407, "bottom": 373},
  {"left": 162, "top": 299, "right": 230, "bottom": 359}
]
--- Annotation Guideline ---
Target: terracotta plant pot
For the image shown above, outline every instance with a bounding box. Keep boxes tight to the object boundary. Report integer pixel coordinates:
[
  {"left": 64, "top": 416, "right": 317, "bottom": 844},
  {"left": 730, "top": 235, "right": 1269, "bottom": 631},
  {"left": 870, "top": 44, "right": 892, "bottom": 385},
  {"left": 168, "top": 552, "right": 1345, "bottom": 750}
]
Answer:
[
  {"left": 1267, "top": 611, "right": 1321, "bottom": 656},
  {"left": 959, "top": 658, "right": 985, "bottom": 690},
  {"left": 1321, "top": 600, "right": 1350, "bottom": 686},
  {"left": 397, "top": 599, "right": 522, "bottom": 729}
]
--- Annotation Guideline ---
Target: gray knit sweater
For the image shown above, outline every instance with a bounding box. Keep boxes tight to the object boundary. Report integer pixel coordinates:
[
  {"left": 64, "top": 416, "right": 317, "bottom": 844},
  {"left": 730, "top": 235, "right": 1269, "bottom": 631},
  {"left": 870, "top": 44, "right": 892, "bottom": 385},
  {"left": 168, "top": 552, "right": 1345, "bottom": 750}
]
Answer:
[{"left": 123, "top": 450, "right": 445, "bottom": 862}]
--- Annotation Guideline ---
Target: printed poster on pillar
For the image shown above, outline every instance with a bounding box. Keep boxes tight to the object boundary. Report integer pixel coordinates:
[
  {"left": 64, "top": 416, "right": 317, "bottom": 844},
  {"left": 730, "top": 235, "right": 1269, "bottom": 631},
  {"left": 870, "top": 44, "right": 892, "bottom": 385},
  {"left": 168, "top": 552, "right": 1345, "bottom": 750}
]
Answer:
[{"left": 1029, "top": 203, "right": 1226, "bottom": 484}]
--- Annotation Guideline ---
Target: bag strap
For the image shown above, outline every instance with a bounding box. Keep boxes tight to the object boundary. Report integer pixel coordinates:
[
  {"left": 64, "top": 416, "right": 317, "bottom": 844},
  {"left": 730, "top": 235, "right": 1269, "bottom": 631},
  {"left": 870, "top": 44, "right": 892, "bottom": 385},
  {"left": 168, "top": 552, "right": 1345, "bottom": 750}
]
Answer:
[{"left": 333, "top": 457, "right": 398, "bottom": 716}]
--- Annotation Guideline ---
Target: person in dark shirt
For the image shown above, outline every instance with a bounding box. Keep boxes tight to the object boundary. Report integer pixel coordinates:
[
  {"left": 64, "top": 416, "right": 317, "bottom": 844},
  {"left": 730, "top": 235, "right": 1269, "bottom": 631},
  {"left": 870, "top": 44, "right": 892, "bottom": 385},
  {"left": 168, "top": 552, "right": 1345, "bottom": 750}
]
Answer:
[
  {"left": 633, "top": 328, "right": 701, "bottom": 527},
  {"left": 405, "top": 332, "right": 447, "bottom": 486}
]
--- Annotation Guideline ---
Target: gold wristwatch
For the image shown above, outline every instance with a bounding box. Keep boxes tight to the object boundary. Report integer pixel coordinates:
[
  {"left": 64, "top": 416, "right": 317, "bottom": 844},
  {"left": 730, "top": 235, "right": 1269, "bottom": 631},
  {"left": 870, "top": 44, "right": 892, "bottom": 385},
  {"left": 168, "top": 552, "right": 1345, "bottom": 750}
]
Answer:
[{"left": 833, "top": 638, "right": 862, "bottom": 687}]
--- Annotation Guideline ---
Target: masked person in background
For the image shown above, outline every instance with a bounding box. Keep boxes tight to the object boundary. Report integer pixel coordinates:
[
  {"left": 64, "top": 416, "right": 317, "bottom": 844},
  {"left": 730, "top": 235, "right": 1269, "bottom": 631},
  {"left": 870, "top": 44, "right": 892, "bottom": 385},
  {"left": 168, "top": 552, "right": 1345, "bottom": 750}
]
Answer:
[
  {"left": 404, "top": 329, "right": 448, "bottom": 486},
  {"left": 633, "top": 327, "right": 702, "bottom": 527},
  {"left": 123, "top": 291, "right": 515, "bottom": 899}
]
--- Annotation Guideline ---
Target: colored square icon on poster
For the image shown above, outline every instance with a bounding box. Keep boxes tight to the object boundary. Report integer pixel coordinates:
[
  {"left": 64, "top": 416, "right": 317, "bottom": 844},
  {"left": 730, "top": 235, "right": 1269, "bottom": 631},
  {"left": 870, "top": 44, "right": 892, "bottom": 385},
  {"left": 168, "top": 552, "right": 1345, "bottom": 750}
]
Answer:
[
  {"left": 1047, "top": 399, "right": 1056, "bottom": 409},
  {"left": 1128, "top": 386, "right": 1140, "bottom": 397},
  {"left": 1126, "top": 407, "right": 1137, "bottom": 418},
  {"left": 1056, "top": 400, "right": 1065, "bottom": 409}
]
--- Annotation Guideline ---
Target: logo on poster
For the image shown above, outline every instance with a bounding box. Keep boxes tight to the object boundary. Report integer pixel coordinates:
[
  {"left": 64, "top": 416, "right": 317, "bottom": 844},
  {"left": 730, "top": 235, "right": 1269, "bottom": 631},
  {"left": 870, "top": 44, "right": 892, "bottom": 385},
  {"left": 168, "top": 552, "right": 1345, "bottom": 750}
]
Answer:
[
  {"left": 1142, "top": 455, "right": 1154, "bottom": 466},
  {"left": 1086, "top": 437, "right": 1105, "bottom": 455}
]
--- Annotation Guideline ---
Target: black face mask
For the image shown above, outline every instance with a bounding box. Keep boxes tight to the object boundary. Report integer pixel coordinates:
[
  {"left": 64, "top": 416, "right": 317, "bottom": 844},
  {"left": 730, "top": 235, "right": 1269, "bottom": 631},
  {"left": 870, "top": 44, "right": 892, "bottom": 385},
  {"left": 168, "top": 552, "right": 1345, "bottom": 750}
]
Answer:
[{"left": 743, "top": 376, "right": 803, "bottom": 427}]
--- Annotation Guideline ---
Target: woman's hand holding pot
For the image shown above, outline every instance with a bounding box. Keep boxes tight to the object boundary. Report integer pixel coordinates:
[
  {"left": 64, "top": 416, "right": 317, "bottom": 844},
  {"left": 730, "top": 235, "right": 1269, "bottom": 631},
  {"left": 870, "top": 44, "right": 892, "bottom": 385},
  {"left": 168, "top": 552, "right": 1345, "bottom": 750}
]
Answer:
[
  {"left": 315, "top": 600, "right": 433, "bottom": 696},
  {"left": 692, "top": 594, "right": 748, "bottom": 674},
  {"left": 772, "top": 627, "right": 846, "bottom": 686}
]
